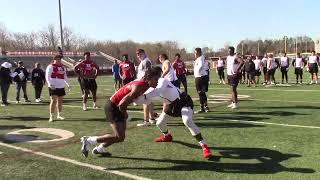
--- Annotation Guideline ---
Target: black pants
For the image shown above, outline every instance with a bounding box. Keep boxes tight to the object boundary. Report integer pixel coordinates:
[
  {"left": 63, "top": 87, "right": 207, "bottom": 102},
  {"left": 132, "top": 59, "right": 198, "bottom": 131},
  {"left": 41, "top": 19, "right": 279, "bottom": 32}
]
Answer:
[
  {"left": 281, "top": 66, "right": 288, "bottom": 82},
  {"left": 1, "top": 82, "right": 10, "bottom": 104},
  {"left": 16, "top": 82, "right": 28, "bottom": 101},
  {"left": 34, "top": 83, "right": 43, "bottom": 99},
  {"left": 295, "top": 68, "right": 303, "bottom": 82},
  {"left": 217, "top": 67, "right": 225, "bottom": 80}
]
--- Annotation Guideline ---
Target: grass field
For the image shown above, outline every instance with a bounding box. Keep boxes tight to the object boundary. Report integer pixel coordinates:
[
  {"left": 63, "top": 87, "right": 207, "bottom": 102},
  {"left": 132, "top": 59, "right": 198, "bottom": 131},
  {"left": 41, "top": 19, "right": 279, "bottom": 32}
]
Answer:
[{"left": 1, "top": 70, "right": 320, "bottom": 180}]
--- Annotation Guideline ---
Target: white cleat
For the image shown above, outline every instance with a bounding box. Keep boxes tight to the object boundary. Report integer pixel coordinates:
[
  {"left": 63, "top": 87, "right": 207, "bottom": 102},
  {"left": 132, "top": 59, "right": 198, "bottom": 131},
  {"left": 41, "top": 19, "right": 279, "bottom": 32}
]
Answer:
[
  {"left": 227, "top": 103, "right": 234, "bottom": 108},
  {"left": 149, "top": 119, "right": 156, "bottom": 125},
  {"left": 57, "top": 116, "right": 65, "bottom": 120},
  {"left": 80, "top": 136, "right": 90, "bottom": 158},
  {"left": 49, "top": 116, "right": 54, "bottom": 122},
  {"left": 231, "top": 103, "right": 238, "bottom": 109},
  {"left": 137, "top": 121, "right": 151, "bottom": 127},
  {"left": 92, "top": 146, "right": 111, "bottom": 157},
  {"left": 83, "top": 105, "right": 87, "bottom": 111}
]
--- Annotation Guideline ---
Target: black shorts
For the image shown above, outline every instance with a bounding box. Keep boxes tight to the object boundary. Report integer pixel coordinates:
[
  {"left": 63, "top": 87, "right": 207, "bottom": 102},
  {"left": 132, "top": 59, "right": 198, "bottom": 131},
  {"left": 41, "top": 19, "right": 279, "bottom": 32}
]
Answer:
[
  {"left": 227, "top": 75, "right": 239, "bottom": 87},
  {"left": 104, "top": 99, "right": 126, "bottom": 123},
  {"left": 122, "top": 78, "right": 134, "bottom": 85},
  {"left": 171, "top": 80, "right": 180, "bottom": 88},
  {"left": 195, "top": 76, "right": 208, "bottom": 93},
  {"left": 263, "top": 67, "right": 268, "bottom": 74},
  {"left": 177, "top": 75, "right": 187, "bottom": 83},
  {"left": 267, "top": 69, "right": 276, "bottom": 76},
  {"left": 255, "top": 70, "right": 261, "bottom": 76},
  {"left": 81, "top": 79, "right": 97, "bottom": 91},
  {"left": 308, "top": 63, "right": 318, "bottom": 74},
  {"left": 49, "top": 88, "right": 66, "bottom": 97},
  {"left": 281, "top": 66, "right": 288, "bottom": 73},
  {"left": 295, "top": 68, "right": 303, "bottom": 75},
  {"left": 165, "top": 92, "right": 193, "bottom": 117}
]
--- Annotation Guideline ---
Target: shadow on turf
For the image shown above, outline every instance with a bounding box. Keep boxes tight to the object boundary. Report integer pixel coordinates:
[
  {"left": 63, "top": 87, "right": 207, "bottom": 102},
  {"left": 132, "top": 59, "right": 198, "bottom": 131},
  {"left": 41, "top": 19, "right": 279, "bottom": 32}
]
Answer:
[
  {"left": 0, "top": 116, "right": 49, "bottom": 121},
  {"left": 260, "top": 105, "right": 320, "bottom": 110},
  {"left": 106, "top": 144, "right": 315, "bottom": 174},
  {"left": 168, "top": 122, "right": 265, "bottom": 128},
  {"left": 197, "top": 115, "right": 270, "bottom": 122},
  {"left": 0, "top": 125, "right": 36, "bottom": 130}
]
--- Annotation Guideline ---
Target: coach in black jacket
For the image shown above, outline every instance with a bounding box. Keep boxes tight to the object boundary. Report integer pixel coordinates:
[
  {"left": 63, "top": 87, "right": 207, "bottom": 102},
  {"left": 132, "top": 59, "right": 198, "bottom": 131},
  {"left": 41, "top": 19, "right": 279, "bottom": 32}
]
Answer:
[
  {"left": 31, "top": 62, "right": 45, "bottom": 102},
  {"left": 0, "top": 62, "right": 12, "bottom": 106},
  {"left": 13, "top": 61, "right": 30, "bottom": 103}
]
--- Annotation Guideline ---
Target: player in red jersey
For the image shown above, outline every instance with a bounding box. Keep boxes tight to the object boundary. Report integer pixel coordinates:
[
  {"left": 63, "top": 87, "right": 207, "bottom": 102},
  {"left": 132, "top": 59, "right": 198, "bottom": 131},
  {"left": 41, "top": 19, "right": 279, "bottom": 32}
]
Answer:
[
  {"left": 119, "top": 54, "right": 136, "bottom": 85},
  {"left": 80, "top": 67, "right": 162, "bottom": 157},
  {"left": 74, "top": 52, "right": 99, "bottom": 111},
  {"left": 172, "top": 53, "right": 188, "bottom": 94}
]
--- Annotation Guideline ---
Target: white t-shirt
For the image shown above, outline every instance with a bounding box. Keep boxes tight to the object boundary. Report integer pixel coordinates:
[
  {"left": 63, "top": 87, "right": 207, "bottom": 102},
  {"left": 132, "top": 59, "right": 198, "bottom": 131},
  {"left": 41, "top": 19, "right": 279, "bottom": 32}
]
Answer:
[
  {"left": 280, "top": 57, "right": 289, "bottom": 67},
  {"left": 137, "top": 57, "right": 152, "bottom": 79},
  {"left": 308, "top": 56, "right": 318, "bottom": 64},
  {"left": 253, "top": 59, "right": 261, "bottom": 70},
  {"left": 163, "top": 60, "right": 177, "bottom": 81},
  {"left": 262, "top": 58, "right": 268, "bottom": 67},
  {"left": 295, "top": 58, "right": 304, "bottom": 68},
  {"left": 135, "top": 78, "right": 180, "bottom": 105},
  {"left": 226, "top": 55, "right": 239, "bottom": 76},
  {"left": 193, "top": 55, "right": 208, "bottom": 77},
  {"left": 267, "top": 58, "right": 277, "bottom": 70},
  {"left": 217, "top": 59, "right": 224, "bottom": 68}
]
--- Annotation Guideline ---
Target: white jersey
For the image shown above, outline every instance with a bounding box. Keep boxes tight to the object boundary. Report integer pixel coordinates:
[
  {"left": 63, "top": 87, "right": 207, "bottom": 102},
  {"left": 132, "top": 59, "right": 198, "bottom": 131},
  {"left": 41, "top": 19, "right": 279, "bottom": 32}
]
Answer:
[
  {"left": 262, "top": 58, "right": 268, "bottom": 67},
  {"left": 295, "top": 58, "right": 304, "bottom": 68},
  {"left": 217, "top": 59, "right": 224, "bottom": 68},
  {"left": 135, "top": 78, "right": 180, "bottom": 105},
  {"left": 253, "top": 59, "right": 261, "bottom": 70},
  {"left": 45, "top": 64, "right": 68, "bottom": 89},
  {"left": 226, "top": 55, "right": 239, "bottom": 76},
  {"left": 163, "top": 60, "right": 177, "bottom": 81},
  {"left": 308, "top": 56, "right": 318, "bottom": 64},
  {"left": 137, "top": 57, "right": 152, "bottom": 79},
  {"left": 193, "top": 55, "right": 208, "bottom": 77},
  {"left": 280, "top": 57, "right": 289, "bottom": 67},
  {"left": 267, "top": 58, "right": 277, "bottom": 70}
]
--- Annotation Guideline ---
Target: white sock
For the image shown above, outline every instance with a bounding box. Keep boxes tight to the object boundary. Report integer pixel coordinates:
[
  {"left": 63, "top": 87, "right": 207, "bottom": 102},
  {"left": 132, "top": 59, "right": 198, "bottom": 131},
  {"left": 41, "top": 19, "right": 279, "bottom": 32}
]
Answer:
[
  {"left": 57, "top": 112, "right": 62, "bottom": 117},
  {"left": 50, "top": 113, "right": 54, "bottom": 118},
  {"left": 83, "top": 103, "right": 87, "bottom": 107},
  {"left": 87, "top": 136, "right": 98, "bottom": 145},
  {"left": 96, "top": 144, "right": 105, "bottom": 153},
  {"left": 199, "top": 140, "right": 206, "bottom": 146},
  {"left": 93, "top": 102, "right": 96, "bottom": 106}
]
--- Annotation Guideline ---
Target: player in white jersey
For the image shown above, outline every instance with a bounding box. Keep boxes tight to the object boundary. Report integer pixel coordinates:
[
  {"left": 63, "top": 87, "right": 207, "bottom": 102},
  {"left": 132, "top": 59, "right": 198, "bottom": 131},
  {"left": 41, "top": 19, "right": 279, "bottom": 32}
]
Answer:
[
  {"left": 135, "top": 49, "right": 156, "bottom": 127},
  {"left": 159, "top": 53, "right": 178, "bottom": 86},
  {"left": 266, "top": 54, "right": 277, "bottom": 85},
  {"left": 280, "top": 53, "right": 290, "bottom": 84},
  {"left": 226, "top": 47, "right": 243, "bottom": 109},
  {"left": 292, "top": 53, "right": 305, "bottom": 84},
  {"left": 307, "top": 51, "right": 319, "bottom": 84},
  {"left": 253, "top": 56, "right": 262, "bottom": 84},
  {"left": 194, "top": 48, "right": 210, "bottom": 113},
  {"left": 216, "top": 56, "right": 226, "bottom": 84},
  {"left": 261, "top": 54, "right": 268, "bottom": 84},
  {"left": 134, "top": 78, "right": 212, "bottom": 159}
]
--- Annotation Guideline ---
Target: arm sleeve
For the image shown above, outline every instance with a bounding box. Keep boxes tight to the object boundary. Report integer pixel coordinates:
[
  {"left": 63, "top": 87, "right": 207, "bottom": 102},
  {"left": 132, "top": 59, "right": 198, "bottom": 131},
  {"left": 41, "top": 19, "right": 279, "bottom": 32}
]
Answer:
[
  {"left": 64, "top": 69, "right": 69, "bottom": 87},
  {"left": 144, "top": 79, "right": 168, "bottom": 99},
  {"left": 45, "top": 65, "right": 52, "bottom": 86},
  {"left": 31, "top": 70, "right": 34, "bottom": 82}
]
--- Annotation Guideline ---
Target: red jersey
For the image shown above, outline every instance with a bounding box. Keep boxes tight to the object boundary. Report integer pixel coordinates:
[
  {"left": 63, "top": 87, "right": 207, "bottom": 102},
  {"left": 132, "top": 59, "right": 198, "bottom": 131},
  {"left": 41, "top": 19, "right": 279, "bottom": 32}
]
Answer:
[
  {"left": 119, "top": 61, "right": 135, "bottom": 79},
  {"left": 78, "top": 60, "right": 99, "bottom": 78},
  {"left": 172, "top": 59, "right": 186, "bottom": 76},
  {"left": 110, "top": 79, "right": 149, "bottom": 105},
  {"left": 51, "top": 63, "right": 65, "bottom": 79}
]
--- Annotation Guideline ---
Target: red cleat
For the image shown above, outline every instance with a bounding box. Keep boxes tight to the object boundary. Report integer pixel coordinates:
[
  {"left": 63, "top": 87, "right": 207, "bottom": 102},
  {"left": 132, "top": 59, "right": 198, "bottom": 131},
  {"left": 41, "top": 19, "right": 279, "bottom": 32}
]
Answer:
[
  {"left": 202, "top": 144, "right": 212, "bottom": 159},
  {"left": 154, "top": 134, "right": 173, "bottom": 142}
]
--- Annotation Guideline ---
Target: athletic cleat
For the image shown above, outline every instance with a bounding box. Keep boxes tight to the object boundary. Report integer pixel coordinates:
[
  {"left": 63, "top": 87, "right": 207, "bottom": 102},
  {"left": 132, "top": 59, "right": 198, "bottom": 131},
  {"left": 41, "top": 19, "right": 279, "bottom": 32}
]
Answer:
[
  {"left": 93, "top": 104, "right": 100, "bottom": 109},
  {"left": 137, "top": 121, "right": 151, "bottom": 127},
  {"left": 80, "top": 136, "right": 90, "bottom": 158},
  {"left": 227, "top": 103, "right": 234, "bottom": 108},
  {"left": 57, "top": 116, "right": 65, "bottom": 120},
  {"left": 231, "top": 103, "right": 238, "bottom": 109},
  {"left": 49, "top": 116, "right": 54, "bottom": 122},
  {"left": 24, "top": 99, "right": 31, "bottom": 103},
  {"left": 154, "top": 134, "right": 173, "bottom": 142},
  {"left": 83, "top": 105, "right": 87, "bottom": 111},
  {"left": 195, "top": 109, "right": 205, "bottom": 114},
  {"left": 204, "top": 106, "right": 210, "bottom": 113},
  {"left": 149, "top": 119, "right": 156, "bottom": 124},
  {"left": 202, "top": 144, "right": 212, "bottom": 159},
  {"left": 92, "top": 146, "right": 112, "bottom": 157}
]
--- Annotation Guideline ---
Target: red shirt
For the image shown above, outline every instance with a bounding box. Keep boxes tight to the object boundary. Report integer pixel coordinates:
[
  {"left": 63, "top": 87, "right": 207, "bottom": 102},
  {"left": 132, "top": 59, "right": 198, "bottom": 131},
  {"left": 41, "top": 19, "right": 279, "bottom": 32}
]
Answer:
[
  {"left": 110, "top": 79, "right": 149, "bottom": 105},
  {"left": 51, "top": 63, "right": 65, "bottom": 79},
  {"left": 78, "top": 60, "right": 99, "bottom": 78},
  {"left": 172, "top": 59, "right": 186, "bottom": 76},
  {"left": 119, "top": 61, "right": 135, "bottom": 79}
]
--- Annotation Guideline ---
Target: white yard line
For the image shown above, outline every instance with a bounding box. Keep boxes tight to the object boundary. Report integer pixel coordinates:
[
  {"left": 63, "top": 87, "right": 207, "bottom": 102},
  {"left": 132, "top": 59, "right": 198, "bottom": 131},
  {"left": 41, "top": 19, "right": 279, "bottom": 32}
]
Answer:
[{"left": 0, "top": 142, "right": 151, "bottom": 180}]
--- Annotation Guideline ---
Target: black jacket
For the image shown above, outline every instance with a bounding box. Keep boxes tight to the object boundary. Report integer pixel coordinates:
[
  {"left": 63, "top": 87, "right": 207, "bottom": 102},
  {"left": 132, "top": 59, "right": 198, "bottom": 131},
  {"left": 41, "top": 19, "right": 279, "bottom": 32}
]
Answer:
[
  {"left": 31, "top": 68, "right": 45, "bottom": 85},
  {"left": 13, "top": 67, "right": 29, "bottom": 83},
  {"left": 0, "top": 67, "right": 12, "bottom": 84}
]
